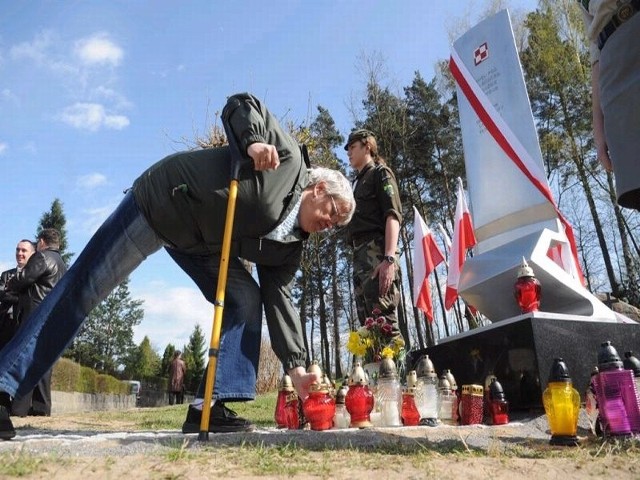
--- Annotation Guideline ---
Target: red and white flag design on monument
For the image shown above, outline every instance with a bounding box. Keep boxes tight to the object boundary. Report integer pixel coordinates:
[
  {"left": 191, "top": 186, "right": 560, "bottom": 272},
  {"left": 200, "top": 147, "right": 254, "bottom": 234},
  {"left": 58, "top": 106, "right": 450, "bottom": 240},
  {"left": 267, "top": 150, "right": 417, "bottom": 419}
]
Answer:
[
  {"left": 444, "top": 178, "right": 477, "bottom": 310},
  {"left": 412, "top": 206, "right": 445, "bottom": 323},
  {"left": 449, "top": 47, "right": 584, "bottom": 285}
]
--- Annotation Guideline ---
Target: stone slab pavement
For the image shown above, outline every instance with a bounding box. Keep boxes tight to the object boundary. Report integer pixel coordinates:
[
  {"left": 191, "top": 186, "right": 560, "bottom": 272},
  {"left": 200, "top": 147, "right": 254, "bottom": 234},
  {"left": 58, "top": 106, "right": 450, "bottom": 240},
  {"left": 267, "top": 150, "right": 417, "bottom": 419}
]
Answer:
[{"left": 0, "top": 412, "right": 589, "bottom": 458}]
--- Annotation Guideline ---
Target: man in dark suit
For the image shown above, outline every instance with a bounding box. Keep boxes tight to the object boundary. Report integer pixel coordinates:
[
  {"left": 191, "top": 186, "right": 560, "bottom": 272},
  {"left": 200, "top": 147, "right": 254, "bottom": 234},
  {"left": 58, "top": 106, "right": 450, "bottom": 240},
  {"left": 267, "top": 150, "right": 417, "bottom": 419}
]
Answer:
[
  {"left": 0, "top": 240, "right": 36, "bottom": 350},
  {"left": 7, "top": 229, "right": 67, "bottom": 417}
]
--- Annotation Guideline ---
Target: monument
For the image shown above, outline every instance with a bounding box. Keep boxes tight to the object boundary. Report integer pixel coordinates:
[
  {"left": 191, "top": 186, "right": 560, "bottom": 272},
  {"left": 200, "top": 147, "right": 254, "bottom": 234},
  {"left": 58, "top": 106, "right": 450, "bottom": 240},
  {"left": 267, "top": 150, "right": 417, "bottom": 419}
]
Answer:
[{"left": 411, "top": 10, "right": 640, "bottom": 409}]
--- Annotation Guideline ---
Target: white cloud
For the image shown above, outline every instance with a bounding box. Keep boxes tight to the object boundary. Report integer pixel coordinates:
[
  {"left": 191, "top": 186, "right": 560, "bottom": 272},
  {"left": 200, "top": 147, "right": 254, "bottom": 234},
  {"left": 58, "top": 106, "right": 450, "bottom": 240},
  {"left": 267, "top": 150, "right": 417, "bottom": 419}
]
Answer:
[
  {"left": 10, "top": 30, "right": 53, "bottom": 64},
  {"left": 9, "top": 31, "right": 131, "bottom": 126},
  {"left": 77, "top": 172, "right": 107, "bottom": 189},
  {"left": 93, "top": 86, "right": 132, "bottom": 110},
  {"left": 58, "top": 102, "right": 130, "bottom": 131},
  {"left": 0, "top": 142, "right": 7, "bottom": 155},
  {"left": 132, "top": 283, "right": 213, "bottom": 351},
  {"left": 74, "top": 33, "right": 123, "bottom": 67},
  {"left": 104, "top": 114, "right": 130, "bottom": 130},
  {"left": 81, "top": 201, "right": 119, "bottom": 235}
]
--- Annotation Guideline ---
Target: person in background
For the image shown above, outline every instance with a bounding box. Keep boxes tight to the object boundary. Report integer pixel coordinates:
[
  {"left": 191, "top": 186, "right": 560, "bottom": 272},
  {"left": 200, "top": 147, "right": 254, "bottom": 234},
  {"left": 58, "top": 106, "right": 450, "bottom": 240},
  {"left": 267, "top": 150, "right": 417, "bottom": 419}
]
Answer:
[
  {"left": 7, "top": 229, "right": 67, "bottom": 418},
  {"left": 578, "top": 0, "right": 640, "bottom": 210},
  {"left": 0, "top": 240, "right": 36, "bottom": 350},
  {"left": 0, "top": 92, "right": 355, "bottom": 441},
  {"left": 344, "top": 129, "right": 405, "bottom": 343},
  {"left": 168, "top": 351, "right": 187, "bottom": 405}
]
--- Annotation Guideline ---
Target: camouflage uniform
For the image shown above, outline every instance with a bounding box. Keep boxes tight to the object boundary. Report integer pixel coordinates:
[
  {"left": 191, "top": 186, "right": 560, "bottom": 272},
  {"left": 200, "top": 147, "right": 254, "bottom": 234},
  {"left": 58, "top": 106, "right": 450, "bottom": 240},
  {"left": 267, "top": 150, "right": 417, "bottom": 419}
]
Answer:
[{"left": 346, "top": 156, "right": 403, "bottom": 337}]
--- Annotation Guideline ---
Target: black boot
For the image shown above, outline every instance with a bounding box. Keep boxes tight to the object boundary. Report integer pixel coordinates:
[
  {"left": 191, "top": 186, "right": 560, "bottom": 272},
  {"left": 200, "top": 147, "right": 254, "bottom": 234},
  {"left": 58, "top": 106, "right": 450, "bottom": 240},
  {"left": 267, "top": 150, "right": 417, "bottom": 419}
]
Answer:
[
  {"left": 0, "top": 393, "right": 16, "bottom": 440},
  {"left": 182, "top": 401, "right": 255, "bottom": 434}
]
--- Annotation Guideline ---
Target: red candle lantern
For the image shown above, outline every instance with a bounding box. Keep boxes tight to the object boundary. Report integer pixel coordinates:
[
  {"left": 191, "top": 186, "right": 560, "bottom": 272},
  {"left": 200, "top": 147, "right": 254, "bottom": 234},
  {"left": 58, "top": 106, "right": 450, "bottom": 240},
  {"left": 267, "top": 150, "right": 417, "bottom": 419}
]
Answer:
[
  {"left": 460, "top": 384, "right": 484, "bottom": 425},
  {"left": 302, "top": 381, "right": 336, "bottom": 431},
  {"left": 401, "top": 388, "right": 421, "bottom": 426},
  {"left": 488, "top": 378, "right": 509, "bottom": 425},
  {"left": 275, "top": 373, "right": 294, "bottom": 428},
  {"left": 284, "top": 391, "right": 300, "bottom": 430},
  {"left": 345, "top": 362, "right": 374, "bottom": 428},
  {"left": 514, "top": 257, "right": 541, "bottom": 313}
]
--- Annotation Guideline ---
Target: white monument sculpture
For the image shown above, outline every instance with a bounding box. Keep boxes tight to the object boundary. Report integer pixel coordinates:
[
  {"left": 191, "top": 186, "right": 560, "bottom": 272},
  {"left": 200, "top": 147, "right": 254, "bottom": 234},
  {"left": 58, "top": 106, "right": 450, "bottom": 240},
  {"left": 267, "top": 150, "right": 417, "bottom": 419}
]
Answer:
[{"left": 450, "top": 10, "right": 618, "bottom": 323}]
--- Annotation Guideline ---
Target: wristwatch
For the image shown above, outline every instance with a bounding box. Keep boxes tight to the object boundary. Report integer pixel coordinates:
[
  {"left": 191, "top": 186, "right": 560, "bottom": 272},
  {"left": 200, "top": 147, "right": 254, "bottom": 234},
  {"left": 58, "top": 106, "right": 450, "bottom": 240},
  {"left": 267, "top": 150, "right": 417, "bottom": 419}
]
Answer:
[{"left": 383, "top": 255, "right": 396, "bottom": 264}]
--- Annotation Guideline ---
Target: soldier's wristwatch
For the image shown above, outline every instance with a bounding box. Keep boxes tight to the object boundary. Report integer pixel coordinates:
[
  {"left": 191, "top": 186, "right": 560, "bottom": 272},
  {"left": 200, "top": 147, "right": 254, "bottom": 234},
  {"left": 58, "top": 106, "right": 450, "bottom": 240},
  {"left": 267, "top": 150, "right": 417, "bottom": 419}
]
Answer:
[{"left": 383, "top": 255, "right": 396, "bottom": 264}]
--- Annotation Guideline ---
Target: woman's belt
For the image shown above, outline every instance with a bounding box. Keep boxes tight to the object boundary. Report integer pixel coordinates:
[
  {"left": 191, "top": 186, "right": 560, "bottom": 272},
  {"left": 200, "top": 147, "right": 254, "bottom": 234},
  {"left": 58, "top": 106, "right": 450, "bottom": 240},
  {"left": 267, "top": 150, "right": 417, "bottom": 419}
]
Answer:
[{"left": 598, "top": 0, "right": 640, "bottom": 50}]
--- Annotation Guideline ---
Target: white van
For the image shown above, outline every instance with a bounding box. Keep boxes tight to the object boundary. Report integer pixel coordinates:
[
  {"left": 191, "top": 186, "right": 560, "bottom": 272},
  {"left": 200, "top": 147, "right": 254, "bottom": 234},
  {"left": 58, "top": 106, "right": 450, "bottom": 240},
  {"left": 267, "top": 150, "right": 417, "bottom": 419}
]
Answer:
[{"left": 126, "top": 380, "right": 141, "bottom": 399}]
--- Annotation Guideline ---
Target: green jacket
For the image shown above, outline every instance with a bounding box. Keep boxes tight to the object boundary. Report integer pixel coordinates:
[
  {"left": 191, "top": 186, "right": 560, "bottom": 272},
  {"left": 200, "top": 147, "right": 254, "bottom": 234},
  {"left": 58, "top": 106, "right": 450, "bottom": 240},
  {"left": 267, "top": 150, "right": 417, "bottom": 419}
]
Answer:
[
  {"left": 133, "top": 93, "right": 310, "bottom": 370},
  {"left": 347, "top": 161, "right": 403, "bottom": 246}
]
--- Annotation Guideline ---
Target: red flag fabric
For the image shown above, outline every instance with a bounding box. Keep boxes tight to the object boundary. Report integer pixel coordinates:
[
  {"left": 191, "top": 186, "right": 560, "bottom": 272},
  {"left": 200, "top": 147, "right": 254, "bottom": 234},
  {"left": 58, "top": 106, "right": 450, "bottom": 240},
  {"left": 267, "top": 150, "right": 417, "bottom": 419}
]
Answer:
[
  {"left": 445, "top": 179, "right": 477, "bottom": 310},
  {"left": 412, "top": 207, "right": 445, "bottom": 322}
]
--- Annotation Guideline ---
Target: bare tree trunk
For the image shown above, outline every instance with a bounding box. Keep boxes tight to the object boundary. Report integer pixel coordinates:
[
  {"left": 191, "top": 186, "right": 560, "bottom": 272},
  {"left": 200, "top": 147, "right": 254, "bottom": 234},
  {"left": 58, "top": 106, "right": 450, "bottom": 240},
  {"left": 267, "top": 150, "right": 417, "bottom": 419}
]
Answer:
[
  {"left": 572, "top": 156, "right": 620, "bottom": 296},
  {"left": 607, "top": 173, "right": 640, "bottom": 305},
  {"left": 331, "top": 257, "right": 343, "bottom": 380}
]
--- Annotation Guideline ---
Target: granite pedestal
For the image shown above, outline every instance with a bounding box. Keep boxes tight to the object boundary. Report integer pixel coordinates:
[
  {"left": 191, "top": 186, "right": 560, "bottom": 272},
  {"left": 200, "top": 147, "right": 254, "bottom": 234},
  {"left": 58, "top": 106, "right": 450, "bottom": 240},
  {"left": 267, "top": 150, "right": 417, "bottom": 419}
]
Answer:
[{"left": 408, "top": 313, "right": 640, "bottom": 411}]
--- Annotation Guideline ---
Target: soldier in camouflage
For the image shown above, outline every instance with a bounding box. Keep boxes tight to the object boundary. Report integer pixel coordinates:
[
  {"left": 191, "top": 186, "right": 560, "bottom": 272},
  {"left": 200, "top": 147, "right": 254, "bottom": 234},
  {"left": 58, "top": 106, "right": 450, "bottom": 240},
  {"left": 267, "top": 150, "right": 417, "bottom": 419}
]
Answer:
[{"left": 345, "top": 129, "right": 404, "bottom": 342}]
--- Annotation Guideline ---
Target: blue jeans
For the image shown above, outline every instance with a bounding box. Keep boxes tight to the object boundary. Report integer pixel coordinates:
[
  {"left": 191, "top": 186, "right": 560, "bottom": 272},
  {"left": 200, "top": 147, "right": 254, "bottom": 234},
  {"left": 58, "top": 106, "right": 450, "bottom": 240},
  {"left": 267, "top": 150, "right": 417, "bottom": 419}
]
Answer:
[
  {"left": 0, "top": 192, "right": 261, "bottom": 401},
  {"left": 165, "top": 249, "right": 262, "bottom": 401}
]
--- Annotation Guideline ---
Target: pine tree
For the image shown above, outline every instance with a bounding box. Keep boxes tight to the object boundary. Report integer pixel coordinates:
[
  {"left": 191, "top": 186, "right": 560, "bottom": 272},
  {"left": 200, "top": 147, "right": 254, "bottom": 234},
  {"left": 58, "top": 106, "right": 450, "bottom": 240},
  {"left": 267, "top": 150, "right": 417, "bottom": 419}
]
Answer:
[
  {"left": 182, "top": 324, "right": 206, "bottom": 394},
  {"left": 66, "top": 278, "right": 144, "bottom": 374},
  {"left": 37, "top": 198, "right": 74, "bottom": 264}
]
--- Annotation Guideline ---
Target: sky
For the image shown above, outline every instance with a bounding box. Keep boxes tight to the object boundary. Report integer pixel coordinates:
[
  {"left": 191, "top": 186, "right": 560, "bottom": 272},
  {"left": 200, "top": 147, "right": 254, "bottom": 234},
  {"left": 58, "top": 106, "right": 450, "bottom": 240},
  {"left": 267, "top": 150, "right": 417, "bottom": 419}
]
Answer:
[{"left": 0, "top": 0, "right": 539, "bottom": 353}]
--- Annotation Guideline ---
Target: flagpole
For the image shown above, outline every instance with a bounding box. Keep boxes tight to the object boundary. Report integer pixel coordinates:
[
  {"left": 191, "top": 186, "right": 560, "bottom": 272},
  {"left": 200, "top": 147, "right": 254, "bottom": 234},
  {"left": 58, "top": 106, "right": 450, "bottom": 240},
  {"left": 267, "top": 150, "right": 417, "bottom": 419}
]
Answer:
[{"left": 432, "top": 267, "right": 449, "bottom": 337}]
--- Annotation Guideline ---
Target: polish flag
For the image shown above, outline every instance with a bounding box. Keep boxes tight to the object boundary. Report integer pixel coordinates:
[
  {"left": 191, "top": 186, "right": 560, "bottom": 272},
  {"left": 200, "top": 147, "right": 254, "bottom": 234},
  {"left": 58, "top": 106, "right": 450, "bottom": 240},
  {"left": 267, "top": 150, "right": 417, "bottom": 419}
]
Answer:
[
  {"left": 445, "top": 178, "right": 477, "bottom": 310},
  {"left": 413, "top": 207, "right": 445, "bottom": 322}
]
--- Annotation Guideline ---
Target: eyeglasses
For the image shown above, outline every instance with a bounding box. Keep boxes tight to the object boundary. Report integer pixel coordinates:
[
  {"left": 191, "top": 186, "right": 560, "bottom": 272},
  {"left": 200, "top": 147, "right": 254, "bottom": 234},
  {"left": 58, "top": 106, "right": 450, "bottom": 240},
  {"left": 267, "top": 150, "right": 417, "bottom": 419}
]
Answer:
[{"left": 329, "top": 194, "right": 340, "bottom": 223}]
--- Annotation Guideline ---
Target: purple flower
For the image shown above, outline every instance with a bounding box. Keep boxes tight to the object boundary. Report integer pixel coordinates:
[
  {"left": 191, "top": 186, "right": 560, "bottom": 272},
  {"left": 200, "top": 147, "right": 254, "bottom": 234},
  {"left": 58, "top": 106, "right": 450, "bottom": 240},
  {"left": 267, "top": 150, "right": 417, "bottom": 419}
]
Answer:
[
  {"left": 365, "top": 317, "right": 375, "bottom": 328},
  {"left": 381, "top": 323, "right": 393, "bottom": 336},
  {"left": 376, "top": 316, "right": 385, "bottom": 326}
]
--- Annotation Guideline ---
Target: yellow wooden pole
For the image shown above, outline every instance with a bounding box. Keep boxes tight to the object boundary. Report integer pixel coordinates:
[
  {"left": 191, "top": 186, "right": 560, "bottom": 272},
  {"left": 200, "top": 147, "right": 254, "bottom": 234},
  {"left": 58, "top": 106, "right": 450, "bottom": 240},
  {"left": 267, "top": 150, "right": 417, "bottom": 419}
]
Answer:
[{"left": 198, "top": 178, "right": 239, "bottom": 441}]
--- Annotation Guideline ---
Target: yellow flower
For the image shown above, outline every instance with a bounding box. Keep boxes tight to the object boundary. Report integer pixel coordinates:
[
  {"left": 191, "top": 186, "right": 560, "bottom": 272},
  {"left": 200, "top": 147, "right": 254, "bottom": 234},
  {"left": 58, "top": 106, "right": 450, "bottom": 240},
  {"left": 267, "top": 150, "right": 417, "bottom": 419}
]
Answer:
[
  {"left": 381, "top": 346, "right": 395, "bottom": 359},
  {"left": 347, "top": 331, "right": 368, "bottom": 357}
]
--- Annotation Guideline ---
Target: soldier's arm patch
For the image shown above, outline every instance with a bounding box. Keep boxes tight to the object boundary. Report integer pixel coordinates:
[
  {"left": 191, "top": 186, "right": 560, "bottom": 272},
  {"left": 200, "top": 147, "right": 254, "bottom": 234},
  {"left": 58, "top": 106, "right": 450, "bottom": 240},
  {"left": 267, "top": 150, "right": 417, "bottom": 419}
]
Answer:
[{"left": 383, "top": 183, "right": 394, "bottom": 197}]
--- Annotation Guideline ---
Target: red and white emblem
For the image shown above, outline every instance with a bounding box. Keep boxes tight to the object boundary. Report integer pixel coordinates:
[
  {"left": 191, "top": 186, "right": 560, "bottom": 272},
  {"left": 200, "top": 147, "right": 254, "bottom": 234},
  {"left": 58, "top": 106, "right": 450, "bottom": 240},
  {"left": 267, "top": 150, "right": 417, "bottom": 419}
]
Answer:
[{"left": 473, "top": 42, "right": 489, "bottom": 66}]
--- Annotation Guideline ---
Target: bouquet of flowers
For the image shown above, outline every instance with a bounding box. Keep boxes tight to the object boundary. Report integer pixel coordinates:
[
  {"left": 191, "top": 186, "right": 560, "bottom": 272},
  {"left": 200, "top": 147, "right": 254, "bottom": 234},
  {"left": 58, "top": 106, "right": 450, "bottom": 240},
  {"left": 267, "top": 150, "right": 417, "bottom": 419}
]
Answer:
[{"left": 347, "top": 308, "right": 405, "bottom": 365}]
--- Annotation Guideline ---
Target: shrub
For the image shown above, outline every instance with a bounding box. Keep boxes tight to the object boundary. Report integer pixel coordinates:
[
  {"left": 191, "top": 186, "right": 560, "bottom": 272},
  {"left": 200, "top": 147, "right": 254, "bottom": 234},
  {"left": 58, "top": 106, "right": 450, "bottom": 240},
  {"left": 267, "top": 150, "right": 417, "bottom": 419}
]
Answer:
[
  {"left": 78, "top": 366, "right": 98, "bottom": 393},
  {"left": 51, "top": 358, "right": 81, "bottom": 392}
]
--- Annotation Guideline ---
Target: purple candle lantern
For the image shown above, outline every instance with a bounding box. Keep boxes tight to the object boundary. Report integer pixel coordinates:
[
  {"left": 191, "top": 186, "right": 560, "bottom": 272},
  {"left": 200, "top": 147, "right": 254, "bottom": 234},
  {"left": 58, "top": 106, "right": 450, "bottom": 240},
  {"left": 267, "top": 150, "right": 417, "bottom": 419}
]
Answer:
[{"left": 592, "top": 341, "right": 640, "bottom": 436}]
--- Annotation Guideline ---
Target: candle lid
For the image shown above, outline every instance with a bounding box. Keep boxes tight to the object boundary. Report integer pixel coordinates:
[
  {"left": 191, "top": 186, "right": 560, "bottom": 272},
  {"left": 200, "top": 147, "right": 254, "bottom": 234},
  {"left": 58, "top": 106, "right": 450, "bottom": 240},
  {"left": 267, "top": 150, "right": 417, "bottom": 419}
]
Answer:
[
  {"left": 516, "top": 257, "right": 535, "bottom": 278},
  {"left": 443, "top": 369, "right": 458, "bottom": 390},
  {"left": 623, "top": 351, "right": 640, "bottom": 377},
  {"left": 489, "top": 378, "right": 506, "bottom": 401},
  {"left": 548, "top": 357, "right": 572, "bottom": 382},
  {"left": 308, "top": 381, "right": 329, "bottom": 394},
  {"left": 307, "top": 360, "right": 323, "bottom": 377},
  {"left": 415, "top": 355, "right": 436, "bottom": 379},
  {"left": 349, "top": 362, "right": 368, "bottom": 385},
  {"left": 336, "top": 384, "right": 348, "bottom": 404},
  {"left": 438, "top": 375, "right": 451, "bottom": 391},
  {"left": 279, "top": 373, "right": 294, "bottom": 392},
  {"left": 379, "top": 357, "right": 398, "bottom": 379},
  {"left": 597, "top": 341, "right": 623, "bottom": 371}
]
